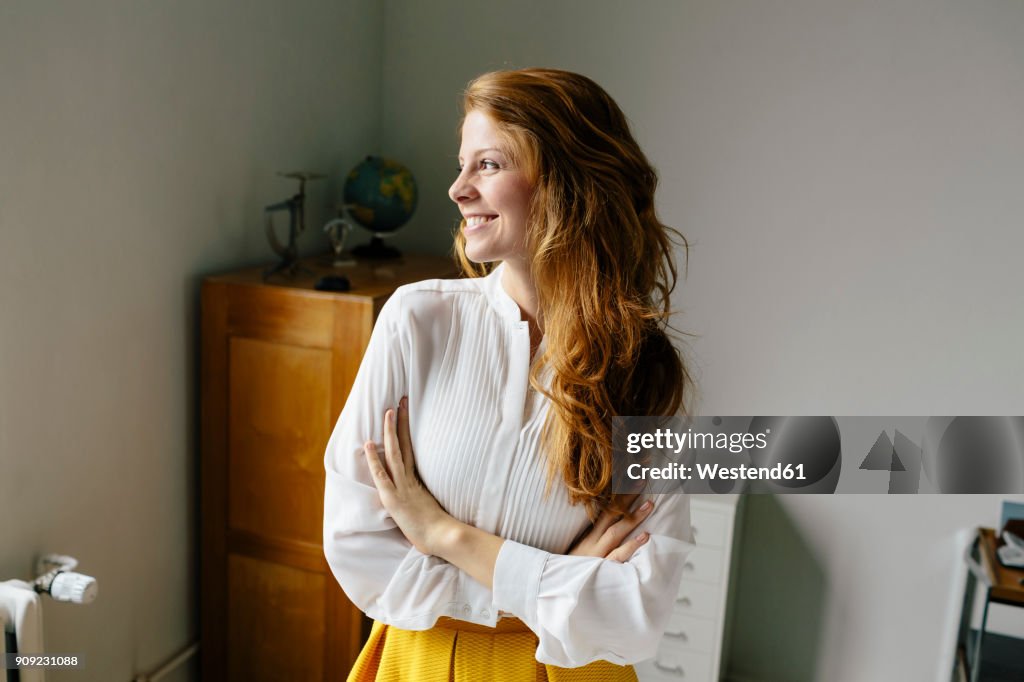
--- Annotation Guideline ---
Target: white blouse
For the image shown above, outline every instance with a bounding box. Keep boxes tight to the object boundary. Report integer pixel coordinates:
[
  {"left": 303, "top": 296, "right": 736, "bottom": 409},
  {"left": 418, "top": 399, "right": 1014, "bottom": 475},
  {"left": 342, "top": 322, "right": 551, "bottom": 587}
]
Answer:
[{"left": 322, "top": 264, "right": 695, "bottom": 667}]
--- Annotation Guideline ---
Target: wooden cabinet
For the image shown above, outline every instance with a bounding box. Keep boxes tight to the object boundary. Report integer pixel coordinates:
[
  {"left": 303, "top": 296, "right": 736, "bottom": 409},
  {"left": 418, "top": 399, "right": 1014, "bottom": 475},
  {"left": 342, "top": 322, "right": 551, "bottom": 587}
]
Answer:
[
  {"left": 635, "top": 495, "right": 744, "bottom": 682},
  {"left": 200, "top": 255, "right": 454, "bottom": 681}
]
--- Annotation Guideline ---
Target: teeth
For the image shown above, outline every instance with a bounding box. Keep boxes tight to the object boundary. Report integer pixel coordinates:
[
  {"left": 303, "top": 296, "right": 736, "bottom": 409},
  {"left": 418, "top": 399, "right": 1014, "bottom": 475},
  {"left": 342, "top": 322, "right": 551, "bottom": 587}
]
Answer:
[{"left": 466, "top": 216, "right": 494, "bottom": 226}]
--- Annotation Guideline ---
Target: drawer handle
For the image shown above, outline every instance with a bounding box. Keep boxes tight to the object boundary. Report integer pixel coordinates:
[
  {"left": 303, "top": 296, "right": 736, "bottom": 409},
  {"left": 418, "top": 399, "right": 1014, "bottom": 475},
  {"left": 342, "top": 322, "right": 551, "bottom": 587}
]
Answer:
[
  {"left": 665, "top": 630, "right": 689, "bottom": 642},
  {"left": 683, "top": 561, "right": 696, "bottom": 572},
  {"left": 654, "top": 660, "right": 685, "bottom": 677},
  {"left": 676, "top": 596, "right": 692, "bottom": 607}
]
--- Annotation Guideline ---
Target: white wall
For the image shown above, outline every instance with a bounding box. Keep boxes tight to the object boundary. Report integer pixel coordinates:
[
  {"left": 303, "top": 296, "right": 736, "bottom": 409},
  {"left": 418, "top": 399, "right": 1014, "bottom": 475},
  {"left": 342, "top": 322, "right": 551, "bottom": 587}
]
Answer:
[
  {"left": 0, "top": 2, "right": 382, "bottom": 680},
  {"left": 380, "top": 1, "right": 1024, "bottom": 680},
  {"left": 2, "top": 2, "right": 1020, "bottom": 680}
]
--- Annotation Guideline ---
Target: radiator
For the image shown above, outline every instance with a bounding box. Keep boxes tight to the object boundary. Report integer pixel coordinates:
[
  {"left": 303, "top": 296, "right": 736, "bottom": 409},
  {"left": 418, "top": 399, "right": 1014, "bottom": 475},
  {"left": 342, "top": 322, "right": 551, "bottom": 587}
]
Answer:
[
  {"left": 0, "top": 579, "right": 45, "bottom": 682},
  {"left": 1, "top": 556, "right": 96, "bottom": 682}
]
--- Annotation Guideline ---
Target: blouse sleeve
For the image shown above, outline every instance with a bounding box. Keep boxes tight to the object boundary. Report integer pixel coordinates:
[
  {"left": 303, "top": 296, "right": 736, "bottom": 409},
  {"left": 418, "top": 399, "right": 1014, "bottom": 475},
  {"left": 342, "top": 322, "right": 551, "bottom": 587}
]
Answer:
[
  {"left": 322, "top": 289, "right": 461, "bottom": 630},
  {"left": 492, "top": 491, "right": 696, "bottom": 667}
]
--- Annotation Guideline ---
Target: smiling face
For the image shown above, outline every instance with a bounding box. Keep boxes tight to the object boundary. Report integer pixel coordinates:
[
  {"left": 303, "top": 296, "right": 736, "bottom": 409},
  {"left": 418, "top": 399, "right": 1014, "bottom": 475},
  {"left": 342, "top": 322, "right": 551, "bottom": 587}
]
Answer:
[{"left": 449, "top": 110, "right": 534, "bottom": 267}]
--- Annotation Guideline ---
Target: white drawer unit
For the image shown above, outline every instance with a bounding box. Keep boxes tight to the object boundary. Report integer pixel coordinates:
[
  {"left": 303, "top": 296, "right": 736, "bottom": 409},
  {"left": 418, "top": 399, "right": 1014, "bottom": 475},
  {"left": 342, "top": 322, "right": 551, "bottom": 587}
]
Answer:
[
  {"left": 681, "top": 546, "right": 725, "bottom": 584},
  {"left": 663, "top": 612, "right": 717, "bottom": 653},
  {"left": 675, "top": 579, "right": 722, "bottom": 619},
  {"left": 689, "top": 507, "right": 730, "bottom": 548},
  {"left": 637, "top": 494, "right": 743, "bottom": 682},
  {"left": 636, "top": 649, "right": 713, "bottom": 681}
]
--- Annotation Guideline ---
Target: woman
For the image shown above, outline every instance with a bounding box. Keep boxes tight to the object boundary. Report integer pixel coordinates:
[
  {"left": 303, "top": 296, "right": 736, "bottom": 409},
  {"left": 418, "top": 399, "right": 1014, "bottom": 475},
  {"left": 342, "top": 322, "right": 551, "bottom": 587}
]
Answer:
[{"left": 324, "top": 68, "right": 695, "bottom": 681}]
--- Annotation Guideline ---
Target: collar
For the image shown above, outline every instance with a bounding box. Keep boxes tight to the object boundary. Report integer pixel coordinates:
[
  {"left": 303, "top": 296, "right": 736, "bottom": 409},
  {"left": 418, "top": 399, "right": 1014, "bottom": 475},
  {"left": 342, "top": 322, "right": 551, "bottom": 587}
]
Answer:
[{"left": 481, "top": 262, "right": 524, "bottom": 324}]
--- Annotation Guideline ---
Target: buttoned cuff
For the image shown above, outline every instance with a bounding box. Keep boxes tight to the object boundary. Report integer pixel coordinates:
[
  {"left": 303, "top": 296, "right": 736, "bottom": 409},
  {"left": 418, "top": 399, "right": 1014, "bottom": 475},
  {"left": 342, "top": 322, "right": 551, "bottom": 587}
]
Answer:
[{"left": 492, "top": 540, "right": 550, "bottom": 624}]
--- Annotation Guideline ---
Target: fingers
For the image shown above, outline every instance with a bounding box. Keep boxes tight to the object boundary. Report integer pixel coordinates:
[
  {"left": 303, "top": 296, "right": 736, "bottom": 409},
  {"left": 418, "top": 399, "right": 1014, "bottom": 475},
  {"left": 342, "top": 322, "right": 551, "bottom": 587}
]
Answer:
[
  {"left": 382, "top": 408, "right": 406, "bottom": 485},
  {"left": 379, "top": 398, "right": 415, "bottom": 487},
  {"left": 591, "top": 493, "right": 642, "bottom": 536},
  {"left": 589, "top": 491, "right": 643, "bottom": 540},
  {"left": 397, "top": 397, "right": 414, "bottom": 472},
  {"left": 602, "top": 499, "right": 654, "bottom": 551},
  {"left": 606, "top": 531, "right": 650, "bottom": 563},
  {"left": 567, "top": 496, "right": 656, "bottom": 559},
  {"left": 363, "top": 441, "right": 394, "bottom": 491},
  {"left": 591, "top": 508, "right": 619, "bottom": 537}
]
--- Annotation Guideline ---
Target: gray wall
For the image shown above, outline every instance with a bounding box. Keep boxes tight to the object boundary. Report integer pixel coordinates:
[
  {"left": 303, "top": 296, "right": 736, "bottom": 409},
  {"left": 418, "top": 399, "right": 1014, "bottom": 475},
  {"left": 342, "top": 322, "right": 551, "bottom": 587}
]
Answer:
[
  {"left": 2, "top": 2, "right": 1022, "bottom": 680},
  {"left": 379, "top": 1, "right": 1024, "bottom": 680},
  {"left": 0, "top": 2, "right": 382, "bottom": 680}
]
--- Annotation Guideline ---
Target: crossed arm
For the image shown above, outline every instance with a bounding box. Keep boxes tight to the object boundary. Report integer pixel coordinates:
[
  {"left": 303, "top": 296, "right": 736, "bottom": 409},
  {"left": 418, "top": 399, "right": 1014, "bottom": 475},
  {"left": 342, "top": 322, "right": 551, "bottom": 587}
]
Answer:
[{"left": 362, "top": 398, "right": 656, "bottom": 589}]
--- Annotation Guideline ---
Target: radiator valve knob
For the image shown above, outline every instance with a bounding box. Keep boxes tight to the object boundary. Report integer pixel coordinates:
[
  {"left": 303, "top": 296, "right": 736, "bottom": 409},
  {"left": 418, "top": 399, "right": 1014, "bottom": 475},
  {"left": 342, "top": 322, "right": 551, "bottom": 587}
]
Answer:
[{"left": 49, "top": 572, "right": 98, "bottom": 604}]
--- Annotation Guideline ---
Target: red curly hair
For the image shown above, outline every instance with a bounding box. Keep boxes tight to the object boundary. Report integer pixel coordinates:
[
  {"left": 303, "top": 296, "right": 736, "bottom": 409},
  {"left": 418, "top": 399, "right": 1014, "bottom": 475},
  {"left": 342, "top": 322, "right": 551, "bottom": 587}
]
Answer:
[{"left": 453, "top": 68, "right": 692, "bottom": 517}]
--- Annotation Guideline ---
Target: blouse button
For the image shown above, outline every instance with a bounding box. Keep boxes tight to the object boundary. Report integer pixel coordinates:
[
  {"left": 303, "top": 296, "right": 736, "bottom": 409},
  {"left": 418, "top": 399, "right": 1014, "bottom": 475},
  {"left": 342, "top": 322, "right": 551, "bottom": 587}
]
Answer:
[
  {"left": 462, "top": 605, "right": 472, "bottom": 616},
  {"left": 481, "top": 609, "right": 490, "bottom": 618}
]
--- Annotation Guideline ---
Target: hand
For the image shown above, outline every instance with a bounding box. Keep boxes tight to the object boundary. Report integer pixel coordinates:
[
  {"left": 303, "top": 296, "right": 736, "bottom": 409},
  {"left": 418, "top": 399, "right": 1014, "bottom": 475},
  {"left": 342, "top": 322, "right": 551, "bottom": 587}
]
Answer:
[
  {"left": 363, "top": 397, "right": 455, "bottom": 556},
  {"left": 568, "top": 495, "right": 655, "bottom": 563}
]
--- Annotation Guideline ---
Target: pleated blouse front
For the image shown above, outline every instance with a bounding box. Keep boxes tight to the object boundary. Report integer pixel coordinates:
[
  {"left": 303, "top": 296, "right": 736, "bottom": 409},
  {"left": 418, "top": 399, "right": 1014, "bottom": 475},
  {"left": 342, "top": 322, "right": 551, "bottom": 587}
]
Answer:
[{"left": 323, "top": 264, "right": 695, "bottom": 668}]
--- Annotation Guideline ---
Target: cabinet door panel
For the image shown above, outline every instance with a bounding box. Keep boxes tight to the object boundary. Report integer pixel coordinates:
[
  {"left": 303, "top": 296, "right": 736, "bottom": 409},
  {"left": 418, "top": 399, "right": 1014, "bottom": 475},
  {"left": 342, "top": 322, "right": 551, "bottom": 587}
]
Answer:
[
  {"left": 228, "top": 554, "right": 325, "bottom": 682},
  {"left": 227, "top": 289, "right": 335, "bottom": 348},
  {"left": 228, "top": 337, "right": 332, "bottom": 543}
]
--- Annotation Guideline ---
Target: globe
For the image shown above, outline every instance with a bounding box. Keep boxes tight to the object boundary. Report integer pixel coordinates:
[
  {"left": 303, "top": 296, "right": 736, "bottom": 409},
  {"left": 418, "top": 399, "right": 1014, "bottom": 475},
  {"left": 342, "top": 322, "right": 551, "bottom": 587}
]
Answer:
[{"left": 343, "top": 156, "right": 418, "bottom": 259}]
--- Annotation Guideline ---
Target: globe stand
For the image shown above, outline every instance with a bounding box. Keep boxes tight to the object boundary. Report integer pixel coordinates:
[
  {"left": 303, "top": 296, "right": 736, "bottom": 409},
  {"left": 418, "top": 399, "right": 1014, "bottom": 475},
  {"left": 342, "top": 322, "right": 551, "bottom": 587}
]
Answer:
[
  {"left": 352, "top": 235, "right": 402, "bottom": 260},
  {"left": 343, "top": 155, "right": 417, "bottom": 262}
]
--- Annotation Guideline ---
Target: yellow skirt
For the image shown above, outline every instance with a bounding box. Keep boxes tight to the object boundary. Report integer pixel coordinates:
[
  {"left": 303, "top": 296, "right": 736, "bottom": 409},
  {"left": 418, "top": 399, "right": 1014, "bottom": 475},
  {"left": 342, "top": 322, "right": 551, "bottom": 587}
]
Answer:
[{"left": 348, "top": 617, "right": 637, "bottom": 682}]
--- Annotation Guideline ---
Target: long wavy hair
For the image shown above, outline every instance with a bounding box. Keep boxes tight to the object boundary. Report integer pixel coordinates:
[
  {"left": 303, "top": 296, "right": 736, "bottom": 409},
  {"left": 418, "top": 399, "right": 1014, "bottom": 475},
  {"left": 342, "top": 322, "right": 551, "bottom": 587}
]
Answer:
[{"left": 453, "top": 68, "right": 692, "bottom": 517}]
